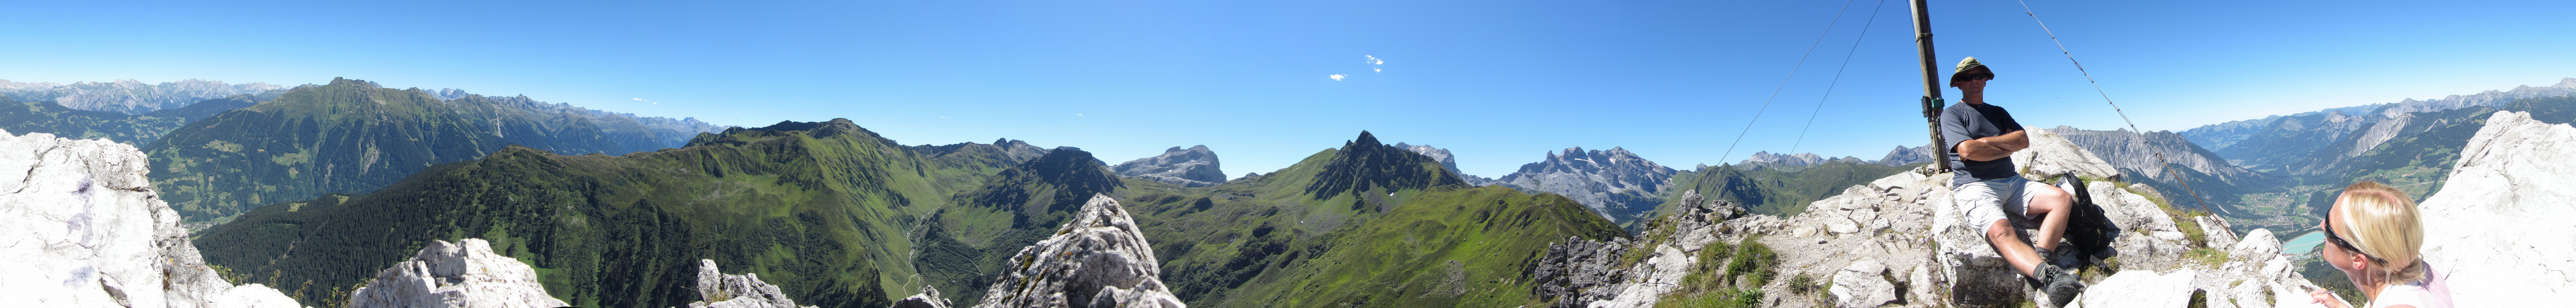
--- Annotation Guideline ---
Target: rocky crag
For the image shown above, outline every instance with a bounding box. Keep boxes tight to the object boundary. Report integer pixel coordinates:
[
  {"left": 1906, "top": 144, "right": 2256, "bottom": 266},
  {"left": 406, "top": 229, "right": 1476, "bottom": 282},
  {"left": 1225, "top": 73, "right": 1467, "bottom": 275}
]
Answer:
[
  {"left": 2412, "top": 110, "right": 2576, "bottom": 305},
  {"left": 1393, "top": 142, "right": 1501, "bottom": 185},
  {"left": 1112, "top": 145, "right": 1226, "bottom": 187},
  {"left": 968, "top": 194, "right": 1184, "bottom": 308},
  {"left": 1495, "top": 147, "right": 1679, "bottom": 224},
  {"left": 691, "top": 259, "right": 823, "bottom": 308},
  {"left": 1873, "top": 145, "right": 1935, "bottom": 166},
  {"left": 345, "top": 239, "right": 568, "bottom": 308},
  {"left": 0, "top": 129, "right": 302, "bottom": 307},
  {"left": 1537, "top": 128, "right": 2325, "bottom": 308}
]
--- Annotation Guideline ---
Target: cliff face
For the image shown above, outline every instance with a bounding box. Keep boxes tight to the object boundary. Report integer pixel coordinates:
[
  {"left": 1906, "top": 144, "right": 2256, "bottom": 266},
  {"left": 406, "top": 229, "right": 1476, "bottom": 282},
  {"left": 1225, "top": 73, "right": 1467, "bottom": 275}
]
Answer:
[
  {"left": 0, "top": 129, "right": 301, "bottom": 307},
  {"left": 1536, "top": 128, "right": 2323, "bottom": 308},
  {"left": 2413, "top": 111, "right": 2576, "bottom": 305},
  {"left": 690, "top": 259, "right": 822, "bottom": 308},
  {"left": 969, "top": 194, "right": 1183, "bottom": 308}
]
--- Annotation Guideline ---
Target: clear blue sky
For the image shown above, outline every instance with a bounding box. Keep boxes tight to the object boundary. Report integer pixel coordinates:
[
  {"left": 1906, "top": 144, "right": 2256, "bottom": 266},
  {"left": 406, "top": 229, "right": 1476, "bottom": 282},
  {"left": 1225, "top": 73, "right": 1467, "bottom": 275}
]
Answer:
[{"left": 7, "top": 0, "right": 2572, "bottom": 177}]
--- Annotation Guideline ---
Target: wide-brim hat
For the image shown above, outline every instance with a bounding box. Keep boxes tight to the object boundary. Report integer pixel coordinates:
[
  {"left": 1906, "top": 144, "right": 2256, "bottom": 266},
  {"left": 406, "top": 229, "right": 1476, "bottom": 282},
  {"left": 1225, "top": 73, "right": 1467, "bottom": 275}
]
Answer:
[{"left": 1950, "top": 57, "right": 1993, "bottom": 86}]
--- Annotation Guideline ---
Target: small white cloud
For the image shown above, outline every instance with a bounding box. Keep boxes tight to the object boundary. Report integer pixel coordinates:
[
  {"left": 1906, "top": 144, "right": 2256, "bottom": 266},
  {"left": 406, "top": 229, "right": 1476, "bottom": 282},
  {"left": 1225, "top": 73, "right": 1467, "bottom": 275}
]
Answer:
[
  {"left": 1374, "top": 68, "right": 1382, "bottom": 73},
  {"left": 1329, "top": 74, "right": 1347, "bottom": 81},
  {"left": 1364, "top": 55, "right": 1383, "bottom": 65},
  {"left": 633, "top": 98, "right": 647, "bottom": 101},
  {"left": 1077, "top": 113, "right": 1085, "bottom": 116}
]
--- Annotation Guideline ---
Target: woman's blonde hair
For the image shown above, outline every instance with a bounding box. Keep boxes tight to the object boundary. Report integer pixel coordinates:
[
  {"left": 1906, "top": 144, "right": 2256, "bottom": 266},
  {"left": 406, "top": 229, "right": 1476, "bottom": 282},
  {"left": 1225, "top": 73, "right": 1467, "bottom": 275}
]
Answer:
[{"left": 2333, "top": 180, "right": 2428, "bottom": 284}]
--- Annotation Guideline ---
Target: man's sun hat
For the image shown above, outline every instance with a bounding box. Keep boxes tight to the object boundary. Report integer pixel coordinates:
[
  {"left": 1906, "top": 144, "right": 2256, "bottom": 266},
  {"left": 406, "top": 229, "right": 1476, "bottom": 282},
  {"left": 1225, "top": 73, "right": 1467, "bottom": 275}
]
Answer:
[{"left": 1950, "top": 57, "right": 1993, "bottom": 86}]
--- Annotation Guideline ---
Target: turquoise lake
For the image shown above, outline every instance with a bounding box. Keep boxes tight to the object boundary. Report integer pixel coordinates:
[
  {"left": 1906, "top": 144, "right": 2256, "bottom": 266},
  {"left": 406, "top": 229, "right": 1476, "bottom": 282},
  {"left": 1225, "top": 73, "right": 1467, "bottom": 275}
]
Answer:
[{"left": 2281, "top": 231, "right": 2327, "bottom": 256}]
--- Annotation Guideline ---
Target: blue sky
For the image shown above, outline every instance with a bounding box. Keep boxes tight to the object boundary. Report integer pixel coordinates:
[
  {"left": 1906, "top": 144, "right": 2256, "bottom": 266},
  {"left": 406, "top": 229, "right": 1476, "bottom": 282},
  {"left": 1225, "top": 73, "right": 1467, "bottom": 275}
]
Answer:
[{"left": 7, "top": 0, "right": 2573, "bottom": 177}]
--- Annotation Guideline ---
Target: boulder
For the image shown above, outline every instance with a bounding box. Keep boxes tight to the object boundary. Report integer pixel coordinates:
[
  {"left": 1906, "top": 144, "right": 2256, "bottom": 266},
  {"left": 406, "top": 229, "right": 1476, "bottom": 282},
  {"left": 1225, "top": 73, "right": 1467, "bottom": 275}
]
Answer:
[
  {"left": 2414, "top": 110, "right": 2576, "bottom": 305},
  {"left": 889, "top": 286, "right": 954, "bottom": 308},
  {"left": 688, "top": 259, "right": 818, "bottom": 308},
  {"left": 0, "top": 129, "right": 302, "bottom": 308},
  {"left": 2070, "top": 270, "right": 2197, "bottom": 308},
  {"left": 1829, "top": 260, "right": 1898, "bottom": 308},
  {"left": 345, "top": 239, "right": 567, "bottom": 308},
  {"left": 971, "top": 194, "right": 1184, "bottom": 308}
]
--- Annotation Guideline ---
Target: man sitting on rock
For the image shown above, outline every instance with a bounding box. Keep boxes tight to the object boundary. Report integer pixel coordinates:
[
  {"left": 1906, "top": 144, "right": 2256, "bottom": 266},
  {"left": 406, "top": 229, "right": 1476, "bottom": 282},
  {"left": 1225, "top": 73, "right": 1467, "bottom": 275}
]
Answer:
[{"left": 1938, "top": 57, "right": 2086, "bottom": 306}]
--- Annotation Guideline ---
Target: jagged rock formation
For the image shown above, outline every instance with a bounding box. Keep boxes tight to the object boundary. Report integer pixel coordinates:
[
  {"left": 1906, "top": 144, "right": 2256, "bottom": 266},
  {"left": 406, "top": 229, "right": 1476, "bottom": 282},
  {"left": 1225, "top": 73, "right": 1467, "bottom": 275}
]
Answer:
[
  {"left": 0, "top": 78, "right": 285, "bottom": 114},
  {"left": 2413, "top": 110, "right": 2576, "bottom": 305},
  {"left": 0, "top": 129, "right": 302, "bottom": 307},
  {"left": 1111, "top": 145, "right": 1225, "bottom": 187},
  {"left": 889, "top": 286, "right": 955, "bottom": 308},
  {"left": 346, "top": 238, "right": 567, "bottom": 308},
  {"left": 689, "top": 259, "right": 819, "bottom": 308},
  {"left": 1538, "top": 128, "right": 2323, "bottom": 308},
  {"left": 970, "top": 194, "right": 1184, "bottom": 308},
  {"left": 1394, "top": 142, "right": 1500, "bottom": 185},
  {"left": 1874, "top": 145, "right": 1934, "bottom": 166},
  {"left": 1495, "top": 147, "right": 1677, "bottom": 224}
]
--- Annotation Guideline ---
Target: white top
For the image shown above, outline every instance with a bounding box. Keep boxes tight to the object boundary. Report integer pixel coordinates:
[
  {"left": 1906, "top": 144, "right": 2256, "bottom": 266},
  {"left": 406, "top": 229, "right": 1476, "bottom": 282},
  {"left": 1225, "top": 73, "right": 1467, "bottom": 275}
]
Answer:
[{"left": 2370, "top": 264, "right": 2452, "bottom": 308}]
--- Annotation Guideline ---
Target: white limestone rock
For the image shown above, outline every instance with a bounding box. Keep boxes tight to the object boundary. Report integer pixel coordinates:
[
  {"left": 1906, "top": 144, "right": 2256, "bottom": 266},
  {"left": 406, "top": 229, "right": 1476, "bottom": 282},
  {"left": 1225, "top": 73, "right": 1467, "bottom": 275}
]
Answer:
[
  {"left": 689, "top": 259, "right": 818, "bottom": 308},
  {"left": 0, "top": 129, "right": 301, "bottom": 308},
  {"left": 2413, "top": 110, "right": 2576, "bottom": 306},
  {"left": 889, "top": 286, "right": 955, "bottom": 308},
  {"left": 1830, "top": 260, "right": 1898, "bottom": 308},
  {"left": 345, "top": 238, "right": 567, "bottom": 308},
  {"left": 2070, "top": 270, "right": 2197, "bottom": 308},
  {"left": 971, "top": 194, "right": 1184, "bottom": 308}
]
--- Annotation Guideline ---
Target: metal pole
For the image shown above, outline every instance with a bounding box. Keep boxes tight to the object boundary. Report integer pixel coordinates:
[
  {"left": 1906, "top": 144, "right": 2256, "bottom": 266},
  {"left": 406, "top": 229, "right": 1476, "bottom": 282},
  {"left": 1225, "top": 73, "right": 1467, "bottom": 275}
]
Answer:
[{"left": 1908, "top": 0, "right": 1951, "bottom": 172}]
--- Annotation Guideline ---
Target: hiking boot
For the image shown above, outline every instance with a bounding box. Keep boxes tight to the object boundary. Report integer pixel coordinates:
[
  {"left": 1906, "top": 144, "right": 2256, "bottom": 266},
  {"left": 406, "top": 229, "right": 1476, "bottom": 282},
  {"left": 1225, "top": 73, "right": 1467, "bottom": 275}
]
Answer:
[
  {"left": 2037, "top": 264, "right": 2088, "bottom": 307},
  {"left": 2036, "top": 246, "right": 2082, "bottom": 270}
]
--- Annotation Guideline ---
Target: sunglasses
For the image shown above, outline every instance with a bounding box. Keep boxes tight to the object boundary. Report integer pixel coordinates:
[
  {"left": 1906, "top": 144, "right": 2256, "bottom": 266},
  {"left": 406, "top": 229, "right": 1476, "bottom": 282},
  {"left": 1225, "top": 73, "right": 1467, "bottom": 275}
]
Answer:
[{"left": 2320, "top": 217, "right": 2384, "bottom": 262}]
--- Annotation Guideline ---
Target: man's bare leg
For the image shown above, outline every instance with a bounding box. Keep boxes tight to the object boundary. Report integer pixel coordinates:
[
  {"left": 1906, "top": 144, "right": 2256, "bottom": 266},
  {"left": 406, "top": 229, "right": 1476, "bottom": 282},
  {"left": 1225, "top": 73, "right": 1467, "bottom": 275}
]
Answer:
[
  {"left": 1987, "top": 220, "right": 2044, "bottom": 277},
  {"left": 2028, "top": 185, "right": 2073, "bottom": 253}
]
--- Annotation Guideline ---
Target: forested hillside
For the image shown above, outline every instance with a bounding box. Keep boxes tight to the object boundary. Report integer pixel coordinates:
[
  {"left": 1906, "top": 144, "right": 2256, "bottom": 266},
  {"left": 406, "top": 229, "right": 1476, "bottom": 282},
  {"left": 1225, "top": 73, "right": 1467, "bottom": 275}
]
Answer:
[
  {"left": 149, "top": 78, "right": 719, "bottom": 220},
  {"left": 193, "top": 119, "right": 1029, "bottom": 307}
]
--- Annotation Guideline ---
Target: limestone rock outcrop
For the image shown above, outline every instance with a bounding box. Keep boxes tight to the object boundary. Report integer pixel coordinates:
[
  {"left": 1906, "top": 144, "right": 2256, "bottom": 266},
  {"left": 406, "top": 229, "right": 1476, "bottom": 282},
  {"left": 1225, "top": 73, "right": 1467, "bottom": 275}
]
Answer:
[
  {"left": 345, "top": 239, "right": 567, "bottom": 308},
  {"left": 688, "top": 259, "right": 819, "bottom": 308},
  {"left": 2413, "top": 110, "right": 2576, "bottom": 305},
  {"left": 1111, "top": 145, "right": 1225, "bottom": 187},
  {"left": 889, "top": 286, "right": 955, "bottom": 308},
  {"left": 970, "top": 194, "right": 1184, "bottom": 308},
  {"left": 1538, "top": 126, "right": 2321, "bottom": 308},
  {"left": 0, "top": 129, "right": 302, "bottom": 308}
]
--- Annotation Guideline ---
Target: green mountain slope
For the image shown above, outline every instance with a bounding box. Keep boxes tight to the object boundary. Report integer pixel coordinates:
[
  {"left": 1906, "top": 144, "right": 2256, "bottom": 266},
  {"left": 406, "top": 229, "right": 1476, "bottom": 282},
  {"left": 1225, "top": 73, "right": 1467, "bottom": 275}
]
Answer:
[
  {"left": 148, "top": 78, "right": 718, "bottom": 220},
  {"left": 192, "top": 119, "right": 1024, "bottom": 307},
  {"left": 1653, "top": 161, "right": 1915, "bottom": 217},
  {"left": 1107, "top": 131, "right": 1621, "bottom": 307},
  {"left": 913, "top": 148, "right": 1124, "bottom": 303}
]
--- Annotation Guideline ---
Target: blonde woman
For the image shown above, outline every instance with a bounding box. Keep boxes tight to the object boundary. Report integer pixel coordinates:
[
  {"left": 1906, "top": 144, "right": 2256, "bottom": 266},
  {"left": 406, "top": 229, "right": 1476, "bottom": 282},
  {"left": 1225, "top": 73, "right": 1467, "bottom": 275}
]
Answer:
[{"left": 2308, "top": 181, "right": 2452, "bottom": 308}]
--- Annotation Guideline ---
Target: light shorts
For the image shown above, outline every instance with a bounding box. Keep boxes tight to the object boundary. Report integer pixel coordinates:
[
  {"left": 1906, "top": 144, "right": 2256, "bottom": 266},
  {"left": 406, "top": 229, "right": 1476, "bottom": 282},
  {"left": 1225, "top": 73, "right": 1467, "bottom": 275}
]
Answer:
[{"left": 1954, "top": 175, "right": 2052, "bottom": 228}]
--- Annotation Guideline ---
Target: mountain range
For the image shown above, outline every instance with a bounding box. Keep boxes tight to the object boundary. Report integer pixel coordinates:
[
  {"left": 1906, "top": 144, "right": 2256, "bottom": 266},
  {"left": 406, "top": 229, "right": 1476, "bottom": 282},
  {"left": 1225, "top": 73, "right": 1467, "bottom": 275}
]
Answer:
[
  {"left": 148, "top": 78, "right": 723, "bottom": 220},
  {"left": 0, "top": 78, "right": 285, "bottom": 114}
]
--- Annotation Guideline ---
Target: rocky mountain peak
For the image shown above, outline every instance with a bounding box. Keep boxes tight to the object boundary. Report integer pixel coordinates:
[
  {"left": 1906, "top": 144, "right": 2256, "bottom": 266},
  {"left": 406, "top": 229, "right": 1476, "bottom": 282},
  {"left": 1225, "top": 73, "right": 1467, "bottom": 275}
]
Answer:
[
  {"left": 1393, "top": 142, "right": 1499, "bottom": 185},
  {"left": 347, "top": 238, "right": 568, "bottom": 308},
  {"left": 1876, "top": 145, "right": 1935, "bottom": 166},
  {"left": 688, "top": 259, "right": 819, "bottom": 308},
  {"left": 1111, "top": 145, "right": 1225, "bottom": 187},
  {"left": 0, "top": 129, "right": 302, "bottom": 307},
  {"left": 1305, "top": 131, "right": 1466, "bottom": 200},
  {"left": 969, "top": 194, "right": 1185, "bottom": 307},
  {"left": 0, "top": 78, "right": 286, "bottom": 115},
  {"left": 1496, "top": 145, "right": 1676, "bottom": 224}
]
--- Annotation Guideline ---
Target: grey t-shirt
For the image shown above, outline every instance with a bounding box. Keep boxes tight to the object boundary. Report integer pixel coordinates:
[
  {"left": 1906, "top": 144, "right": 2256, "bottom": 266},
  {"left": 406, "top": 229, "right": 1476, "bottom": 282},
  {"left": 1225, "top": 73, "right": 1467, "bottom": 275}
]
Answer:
[{"left": 1940, "top": 102, "right": 2023, "bottom": 187}]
